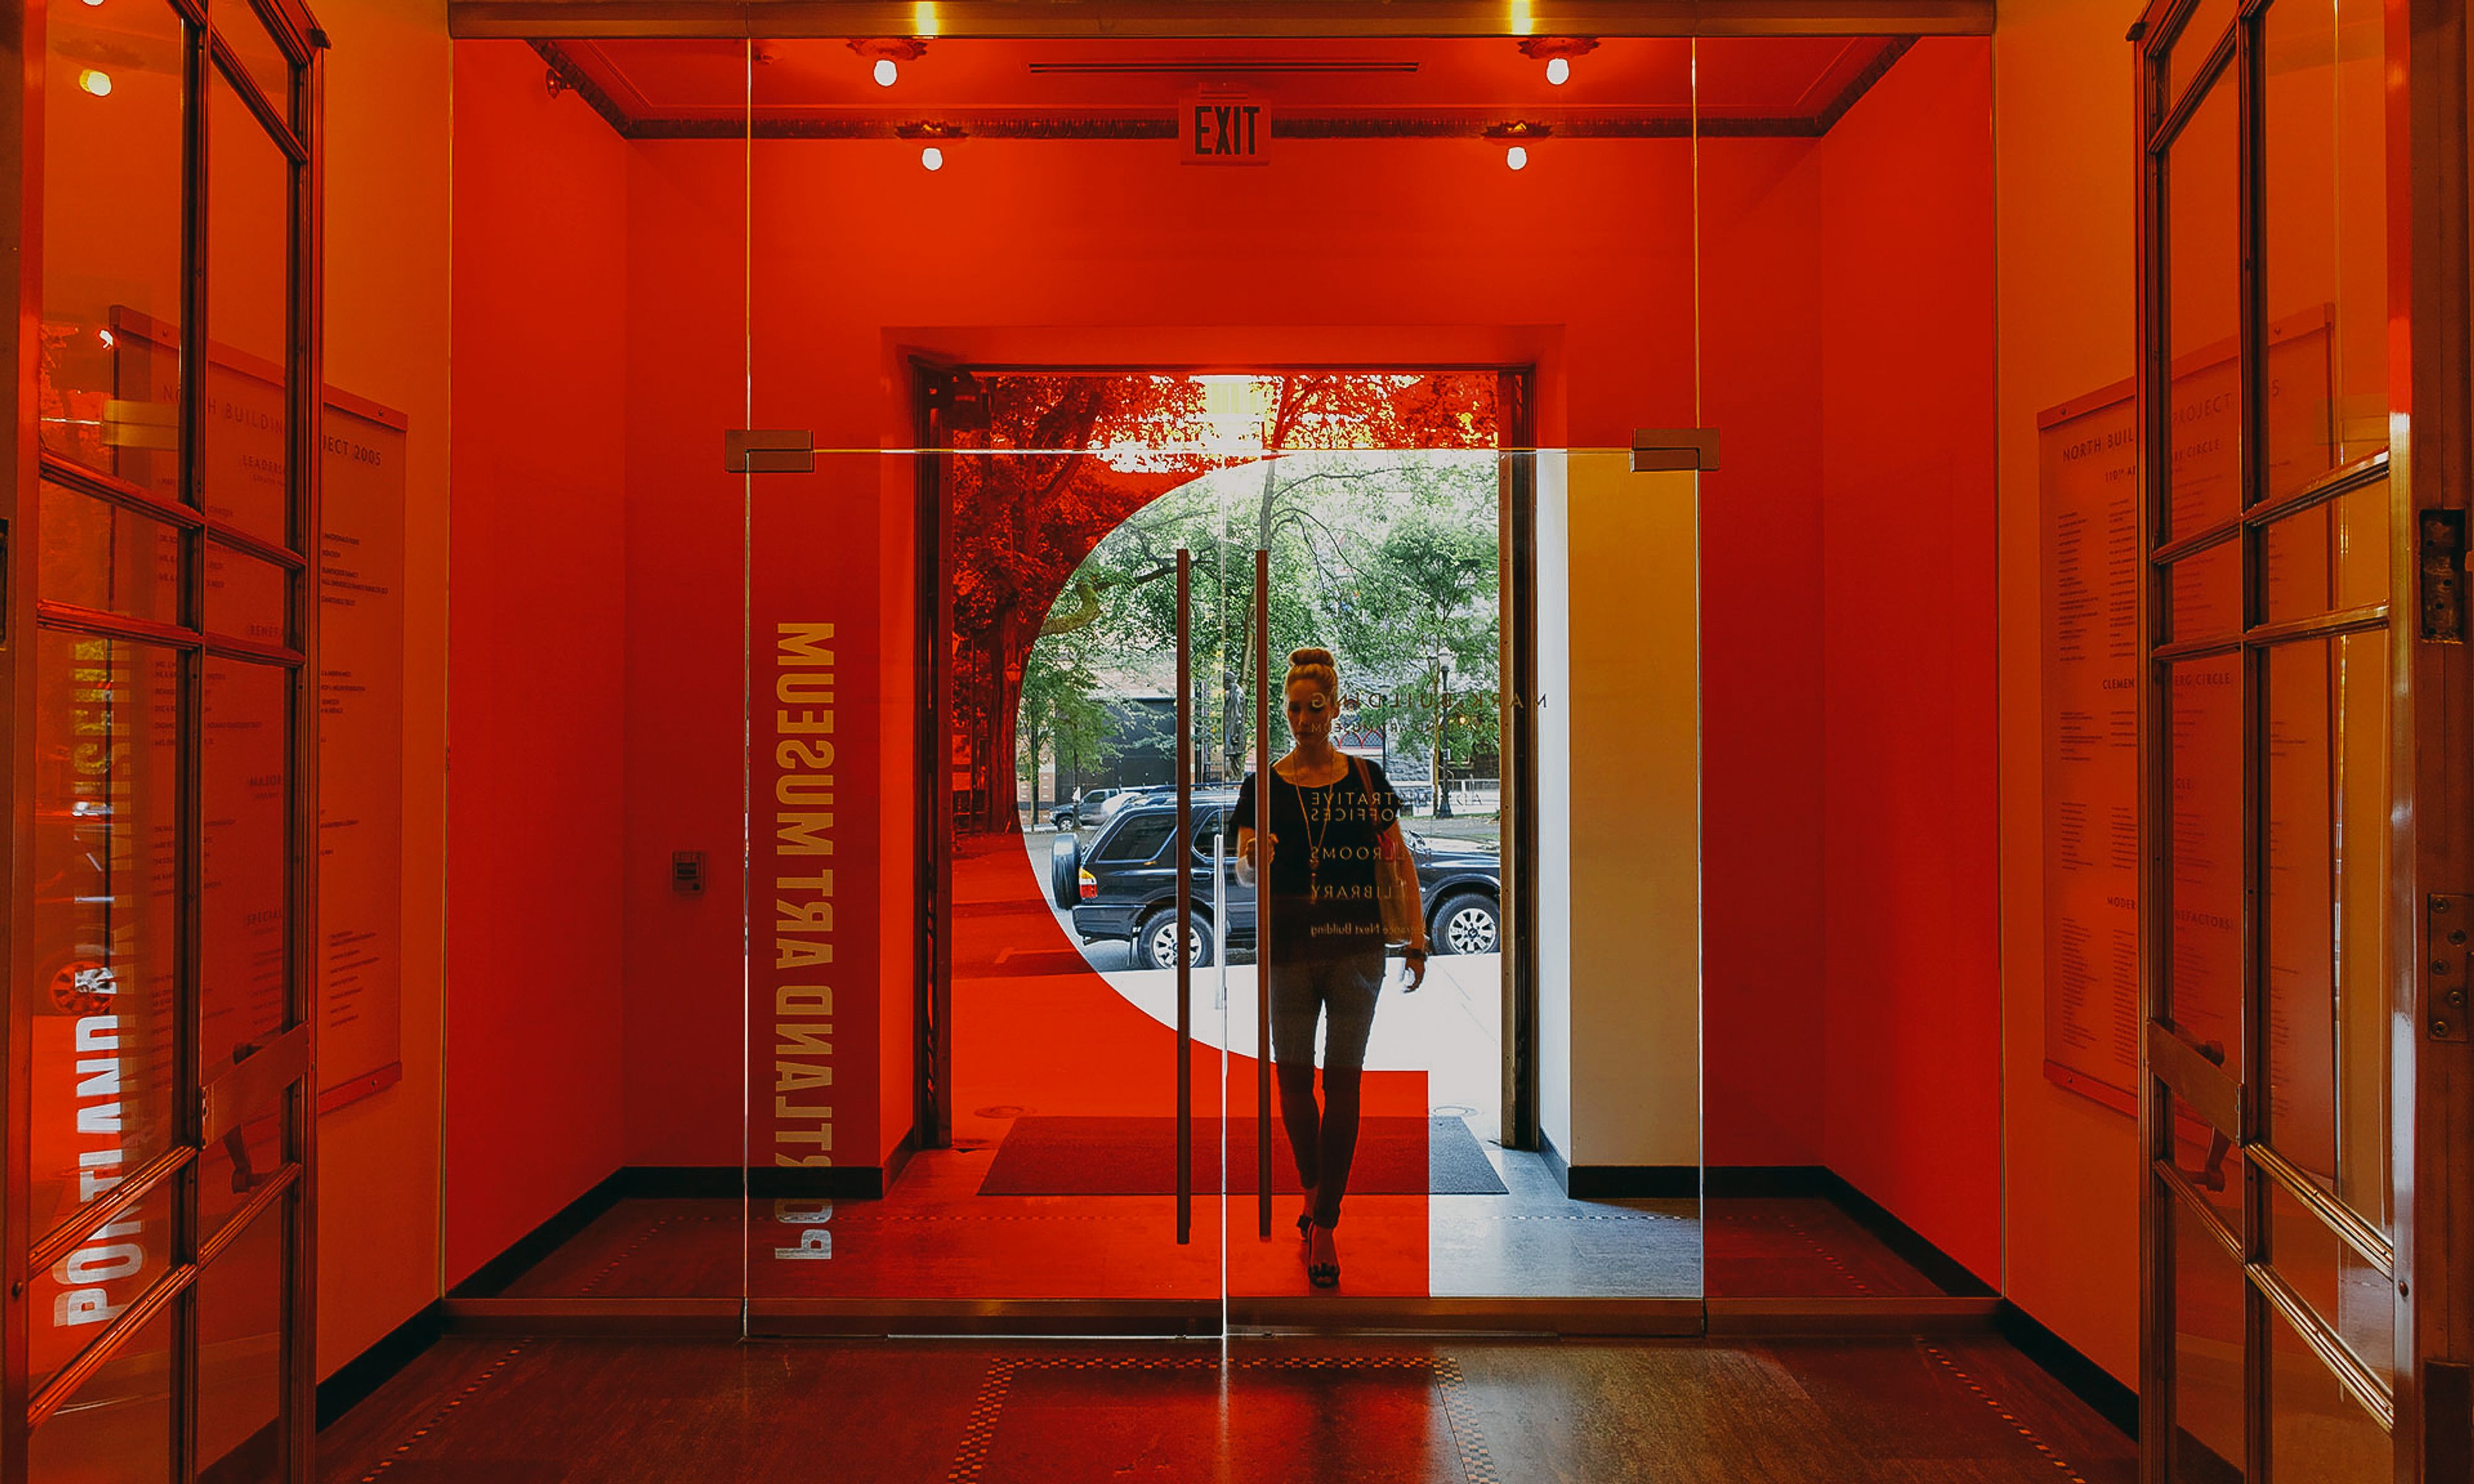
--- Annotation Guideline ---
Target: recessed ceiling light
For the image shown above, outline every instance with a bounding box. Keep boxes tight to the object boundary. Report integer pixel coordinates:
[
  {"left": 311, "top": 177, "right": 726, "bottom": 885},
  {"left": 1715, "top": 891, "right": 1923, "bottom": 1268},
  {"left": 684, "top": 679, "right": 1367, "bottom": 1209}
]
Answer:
[
  {"left": 874, "top": 56, "right": 899, "bottom": 87},
  {"left": 1505, "top": 145, "right": 1528, "bottom": 171},
  {"left": 921, "top": 145, "right": 944, "bottom": 171},
  {"left": 77, "top": 68, "right": 112, "bottom": 96},
  {"left": 1546, "top": 56, "right": 1570, "bottom": 85}
]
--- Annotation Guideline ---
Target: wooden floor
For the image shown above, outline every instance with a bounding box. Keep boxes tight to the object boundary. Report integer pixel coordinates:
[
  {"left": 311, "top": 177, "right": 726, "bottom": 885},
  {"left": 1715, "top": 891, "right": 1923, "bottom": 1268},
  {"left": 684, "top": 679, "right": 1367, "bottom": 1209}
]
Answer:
[{"left": 317, "top": 1333, "right": 2134, "bottom": 1482}]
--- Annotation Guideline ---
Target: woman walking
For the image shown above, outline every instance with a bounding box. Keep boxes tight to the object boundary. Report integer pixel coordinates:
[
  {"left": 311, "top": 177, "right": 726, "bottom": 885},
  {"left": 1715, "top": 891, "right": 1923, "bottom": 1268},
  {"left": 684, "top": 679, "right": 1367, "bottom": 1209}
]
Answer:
[{"left": 1235, "top": 646, "right": 1428, "bottom": 1289}]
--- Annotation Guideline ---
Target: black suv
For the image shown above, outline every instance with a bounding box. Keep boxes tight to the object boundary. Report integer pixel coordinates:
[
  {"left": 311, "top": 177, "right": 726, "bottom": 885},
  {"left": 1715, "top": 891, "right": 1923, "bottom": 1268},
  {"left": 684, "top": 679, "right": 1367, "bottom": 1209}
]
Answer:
[{"left": 1050, "top": 787, "right": 1503, "bottom": 970}]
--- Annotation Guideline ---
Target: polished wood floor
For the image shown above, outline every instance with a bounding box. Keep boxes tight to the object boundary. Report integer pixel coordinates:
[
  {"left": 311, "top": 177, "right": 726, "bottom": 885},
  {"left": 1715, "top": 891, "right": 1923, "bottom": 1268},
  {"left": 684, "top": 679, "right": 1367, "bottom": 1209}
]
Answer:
[{"left": 317, "top": 1334, "right": 2133, "bottom": 1482}]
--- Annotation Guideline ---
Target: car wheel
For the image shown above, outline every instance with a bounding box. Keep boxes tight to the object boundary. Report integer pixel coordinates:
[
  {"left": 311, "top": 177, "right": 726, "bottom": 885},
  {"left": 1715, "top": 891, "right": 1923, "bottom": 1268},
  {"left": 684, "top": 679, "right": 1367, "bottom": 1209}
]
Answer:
[
  {"left": 1136, "top": 908, "right": 1214, "bottom": 970},
  {"left": 1431, "top": 892, "right": 1499, "bottom": 956},
  {"left": 1048, "top": 835, "right": 1082, "bottom": 910}
]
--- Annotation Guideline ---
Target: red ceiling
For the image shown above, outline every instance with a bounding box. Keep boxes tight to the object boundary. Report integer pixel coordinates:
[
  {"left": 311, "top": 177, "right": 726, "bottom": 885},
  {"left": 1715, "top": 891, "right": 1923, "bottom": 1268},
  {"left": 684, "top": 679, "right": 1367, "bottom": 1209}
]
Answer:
[{"left": 553, "top": 35, "right": 1905, "bottom": 127}]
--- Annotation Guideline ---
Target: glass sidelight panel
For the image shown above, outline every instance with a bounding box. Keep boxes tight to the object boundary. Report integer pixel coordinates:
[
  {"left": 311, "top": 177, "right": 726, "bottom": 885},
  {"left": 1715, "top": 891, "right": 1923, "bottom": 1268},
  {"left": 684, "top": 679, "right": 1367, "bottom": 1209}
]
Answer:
[
  {"left": 27, "top": 1307, "right": 177, "bottom": 1484},
  {"left": 2165, "top": 653, "right": 2243, "bottom": 1051},
  {"left": 2266, "top": 1300, "right": 2389, "bottom": 1481},
  {"left": 26, "top": 631, "right": 183, "bottom": 1239},
  {"left": 202, "top": 659, "right": 293, "bottom": 1080},
  {"left": 194, "top": 1201, "right": 292, "bottom": 1484},
  {"left": 38, "top": 0, "right": 188, "bottom": 482},
  {"left": 2162, "top": 73, "right": 2241, "bottom": 542},
  {"left": 2170, "top": 1193, "right": 2248, "bottom": 1482}
]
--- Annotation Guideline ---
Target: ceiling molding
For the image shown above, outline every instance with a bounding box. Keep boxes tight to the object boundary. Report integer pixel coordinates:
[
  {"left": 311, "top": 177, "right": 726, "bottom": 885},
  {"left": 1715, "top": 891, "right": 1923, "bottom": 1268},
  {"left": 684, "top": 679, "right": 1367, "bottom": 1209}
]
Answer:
[
  {"left": 532, "top": 34, "right": 1919, "bottom": 140},
  {"left": 456, "top": 0, "right": 1988, "bottom": 41}
]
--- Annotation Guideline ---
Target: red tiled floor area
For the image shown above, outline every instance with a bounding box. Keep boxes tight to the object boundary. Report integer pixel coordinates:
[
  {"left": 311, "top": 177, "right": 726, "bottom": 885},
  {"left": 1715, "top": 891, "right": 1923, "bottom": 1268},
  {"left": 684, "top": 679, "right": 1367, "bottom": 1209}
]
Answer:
[{"left": 316, "top": 1335, "right": 2136, "bottom": 1483}]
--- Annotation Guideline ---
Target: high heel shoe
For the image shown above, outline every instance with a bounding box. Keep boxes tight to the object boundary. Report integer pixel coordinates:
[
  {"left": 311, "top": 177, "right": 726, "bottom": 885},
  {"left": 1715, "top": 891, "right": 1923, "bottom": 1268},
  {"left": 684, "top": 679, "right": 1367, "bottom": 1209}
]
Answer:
[{"left": 1306, "top": 1224, "right": 1340, "bottom": 1289}]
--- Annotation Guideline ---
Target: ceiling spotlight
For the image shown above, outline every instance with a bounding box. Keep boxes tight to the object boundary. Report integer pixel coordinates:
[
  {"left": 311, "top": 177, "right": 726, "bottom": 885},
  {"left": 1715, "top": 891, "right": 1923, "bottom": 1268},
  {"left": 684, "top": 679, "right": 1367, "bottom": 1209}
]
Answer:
[
  {"left": 77, "top": 68, "right": 112, "bottom": 96},
  {"left": 920, "top": 145, "right": 944, "bottom": 171},
  {"left": 1518, "top": 36, "right": 1598, "bottom": 85},
  {"left": 1505, "top": 145, "right": 1528, "bottom": 171},
  {"left": 852, "top": 36, "right": 927, "bottom": 89},
  {"left": 98, "top": 328, "right": 116, "bottom": 348}
]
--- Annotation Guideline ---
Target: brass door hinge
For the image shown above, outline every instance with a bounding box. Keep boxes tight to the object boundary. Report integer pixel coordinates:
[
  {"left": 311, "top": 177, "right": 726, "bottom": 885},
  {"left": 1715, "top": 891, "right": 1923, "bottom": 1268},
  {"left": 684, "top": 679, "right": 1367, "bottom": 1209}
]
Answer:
[
  {"left": 2419, "top": 508, "right": 2467, "bottom": 642},
  {"left": 2427, "top": 895, "right": 2471, "bottom": 1041}
]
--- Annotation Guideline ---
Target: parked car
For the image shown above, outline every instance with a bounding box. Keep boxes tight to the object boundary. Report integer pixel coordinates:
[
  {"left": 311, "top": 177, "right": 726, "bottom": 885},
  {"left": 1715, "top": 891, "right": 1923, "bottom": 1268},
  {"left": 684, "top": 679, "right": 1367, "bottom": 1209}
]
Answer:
[
  {"left": 1048, "top": 787, "right": 1124, "bottom": 830},
  {"left": 1049, "top": 790, "right": 1502, "bottom": 970}
]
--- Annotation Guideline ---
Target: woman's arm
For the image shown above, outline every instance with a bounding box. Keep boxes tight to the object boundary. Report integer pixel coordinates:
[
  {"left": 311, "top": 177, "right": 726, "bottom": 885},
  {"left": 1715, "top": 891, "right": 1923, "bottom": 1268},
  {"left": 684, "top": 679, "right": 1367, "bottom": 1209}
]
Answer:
[{"left": 1383, "top": 820, "right": 1430, "bottom": 988}]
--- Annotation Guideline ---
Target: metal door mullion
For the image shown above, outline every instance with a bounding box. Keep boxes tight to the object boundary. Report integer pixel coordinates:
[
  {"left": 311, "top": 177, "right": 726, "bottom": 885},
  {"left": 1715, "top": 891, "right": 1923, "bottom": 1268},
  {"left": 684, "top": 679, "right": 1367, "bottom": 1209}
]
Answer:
[
  {"left": 2235, "top": 7, "right": 2272, "bottom": 1477},
  {"left": 283, "top": 36, "right": 322, "bottom": 1481},
  {"left": 2134, "top": 7, "right": 2174, "bottom": 1473},
  {"left": 176, "top": 11, "right": 212, "bottom": 1480}
]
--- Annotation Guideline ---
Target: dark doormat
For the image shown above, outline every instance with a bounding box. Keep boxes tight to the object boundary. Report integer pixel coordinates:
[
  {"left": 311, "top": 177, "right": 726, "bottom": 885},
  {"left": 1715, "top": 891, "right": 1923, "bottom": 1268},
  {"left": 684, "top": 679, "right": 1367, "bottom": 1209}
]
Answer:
[{"left": 976, "top": 1115, "right": 1509, "bottom": 1196}]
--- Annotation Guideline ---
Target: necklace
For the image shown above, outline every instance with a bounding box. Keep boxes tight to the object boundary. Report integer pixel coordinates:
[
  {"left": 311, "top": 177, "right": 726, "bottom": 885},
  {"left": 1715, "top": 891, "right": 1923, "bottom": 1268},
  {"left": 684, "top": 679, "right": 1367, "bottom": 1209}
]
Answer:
[{"left": 1292, "top": 766, "right": 1338, "bottom": 898}]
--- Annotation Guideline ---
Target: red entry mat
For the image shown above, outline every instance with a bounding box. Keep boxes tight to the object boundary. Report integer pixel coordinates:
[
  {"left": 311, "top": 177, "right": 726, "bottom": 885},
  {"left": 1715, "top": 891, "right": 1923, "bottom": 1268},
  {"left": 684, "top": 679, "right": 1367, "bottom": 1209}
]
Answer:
[{"left": 976, "top": 1115, "right": 1506, "bottom": 1196}]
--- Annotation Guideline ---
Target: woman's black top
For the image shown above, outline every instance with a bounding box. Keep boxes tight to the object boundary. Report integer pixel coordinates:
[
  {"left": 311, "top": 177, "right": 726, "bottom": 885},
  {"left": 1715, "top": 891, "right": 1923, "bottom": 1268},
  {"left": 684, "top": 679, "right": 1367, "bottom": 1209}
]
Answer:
[{"left": 1233, "top": 757, "right": 1404, "bottom": 960}]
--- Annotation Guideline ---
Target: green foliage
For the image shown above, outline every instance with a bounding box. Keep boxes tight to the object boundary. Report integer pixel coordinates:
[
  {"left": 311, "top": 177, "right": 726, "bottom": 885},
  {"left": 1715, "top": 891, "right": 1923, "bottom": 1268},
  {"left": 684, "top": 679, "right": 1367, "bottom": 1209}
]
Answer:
[{"left": 1024, "top": 444, "right": 1500, "bottom": 787}]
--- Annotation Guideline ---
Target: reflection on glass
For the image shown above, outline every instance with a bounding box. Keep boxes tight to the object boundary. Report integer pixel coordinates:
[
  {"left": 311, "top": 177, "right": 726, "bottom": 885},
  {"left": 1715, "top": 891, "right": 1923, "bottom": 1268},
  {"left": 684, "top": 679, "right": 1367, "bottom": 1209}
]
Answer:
[
  {"left": 2167, "top": 1086, "right": 2243, "bottom": 1238},
  {"left": 28, "top": 1307, "right": 175, "bottom": 1483},
  {"left": 2265, "top": 633, "right": 2391, "bottom": 1221},
  {"left": 2172, "top": 1192, "right": 2248, "bottom": 1483},
  {"left": 40, "top": 1, "right": 187, "bottom": 485},
  {"left": 2167, "top": 0, "right": 2237, "bottom": 107},
  {"left": 202, "top": 1101, "right": 288, "bottom": 1244},
  {"left": 2268, "top": 1302, "right": 2390, "bottom": 1481},
  {"left": 2167, "top": 654, "right": 2242, "bottom": 1047},
  {"left": 2268, "top": 1175, "right": 2394, "bottom": 1394},
  {"left": 197, "top": 1201, "right": 289, "bottom": 1484},
  {"left": 206, "top": 542, "right": 290, "bottom": 649},
  {"left": 2264, "top": 0, "right": 2388, "bottom": 486},
  {"left": 203, "top": 659, "right": 291, "bottom": 1078},
  {"left": 28, "top": 1177, "right": 174, "bottom": 1395},
  {"left": 2263, "top": 479, "right": 2389, "bottom": 625},
  {"left": 28, "top": 632, "right": 180, "bottom": 1243},
  {"left": 2165, "top": 75, "right": 2241, "bottom": 539},
  {"left": 207, "top": 70, "right": 293, "bottom": 545},
  {"left": 39, "top": 481, "right": 182, "bottom": 625},
  {"left": 2166, "top": 536, "right": 2240, "bottom": 644},
  {"left": 216, "top": 0, "right": 294, "bottom": 121}
]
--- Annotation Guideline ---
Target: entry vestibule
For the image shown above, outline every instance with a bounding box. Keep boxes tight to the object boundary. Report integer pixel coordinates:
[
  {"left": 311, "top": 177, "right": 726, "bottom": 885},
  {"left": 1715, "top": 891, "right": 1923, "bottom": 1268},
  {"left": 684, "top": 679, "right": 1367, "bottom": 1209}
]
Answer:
[
  {"left": 9, "top": 1, "right": 2464, "bottom": 1480},
  {"left": 437, "top": 29, "right": 2003, "bottom": 1327}
]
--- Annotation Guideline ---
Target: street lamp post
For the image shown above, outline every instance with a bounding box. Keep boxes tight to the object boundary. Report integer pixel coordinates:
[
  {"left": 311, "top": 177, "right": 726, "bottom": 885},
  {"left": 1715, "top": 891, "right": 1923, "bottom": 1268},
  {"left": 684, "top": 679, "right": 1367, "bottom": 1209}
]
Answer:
[{"left": 1434, "top": 660, "right": 1454, "bottom": 819}]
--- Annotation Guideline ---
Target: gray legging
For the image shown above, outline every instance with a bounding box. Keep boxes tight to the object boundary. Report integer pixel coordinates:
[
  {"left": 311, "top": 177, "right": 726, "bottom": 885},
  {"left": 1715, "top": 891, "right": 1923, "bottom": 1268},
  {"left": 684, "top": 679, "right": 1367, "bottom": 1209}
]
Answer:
[{"left": 1268, "top": 947, "right": 1385, "bottom": 1230}]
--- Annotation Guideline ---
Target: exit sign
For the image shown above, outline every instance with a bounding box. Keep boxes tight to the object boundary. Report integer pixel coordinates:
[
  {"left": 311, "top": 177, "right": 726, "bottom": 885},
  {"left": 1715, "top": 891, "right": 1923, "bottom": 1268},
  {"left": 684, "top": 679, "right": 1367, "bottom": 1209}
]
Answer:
[{"left": 1182, "top": 89, "right": 1268, "bottom": 165}]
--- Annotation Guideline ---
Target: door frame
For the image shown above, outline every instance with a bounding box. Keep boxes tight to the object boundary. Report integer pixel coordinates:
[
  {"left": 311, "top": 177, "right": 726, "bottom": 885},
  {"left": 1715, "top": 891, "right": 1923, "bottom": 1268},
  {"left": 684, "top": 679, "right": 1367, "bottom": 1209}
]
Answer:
[
  {"left": 906, "top": 361, "right": 1539, "bottom": 1161},
  {"left": 2128, "top": 0, "right": 2474, "bottom": 1473},
  {"left": 3, "top": 1, "right": 327, "bottom": 1477}
]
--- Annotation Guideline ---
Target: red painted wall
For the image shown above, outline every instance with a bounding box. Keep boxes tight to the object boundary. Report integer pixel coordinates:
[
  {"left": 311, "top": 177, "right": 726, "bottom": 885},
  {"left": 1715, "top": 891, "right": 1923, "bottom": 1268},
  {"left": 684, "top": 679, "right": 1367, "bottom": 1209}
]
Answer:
[
  {"left": 1812, "top": 39, "right": 2003, "bottom": 1281},
  {"left": 599, "top": 117, "right": 1839, "bottom": 1170},
  {"left": 443, "top": 42, "right": 632, "bottom": 1283},
  {"left": 1702, "top": 145, "right": 1830, "bottom": 1168},
  {"left": 441, "top": 46, "right": 1998, "bottom": 1266}
]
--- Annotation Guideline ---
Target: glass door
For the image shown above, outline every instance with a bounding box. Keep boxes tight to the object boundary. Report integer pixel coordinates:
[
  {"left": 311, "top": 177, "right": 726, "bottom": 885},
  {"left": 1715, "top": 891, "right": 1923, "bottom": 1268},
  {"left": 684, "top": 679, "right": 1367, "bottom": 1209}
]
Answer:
[
  {"left": 12, "top": 0, "right": 322, "bottom": 1477},
  {"left": 2136, "top": 0, "right": 2400, "bottom": 1473},
  {"left": 729, "top": 26, "right": 1713, "bottom": 1333}
]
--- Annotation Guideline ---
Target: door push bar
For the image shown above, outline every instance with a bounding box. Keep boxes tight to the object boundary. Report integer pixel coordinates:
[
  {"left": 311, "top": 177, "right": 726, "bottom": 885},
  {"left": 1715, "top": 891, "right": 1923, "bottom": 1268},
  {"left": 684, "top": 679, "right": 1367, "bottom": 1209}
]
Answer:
[
  {"left": 1175, "top": 552, "right": 1193, "bottom": 1243},
  {"left": 1254, "top": 547, "right": 1273, "bottom": 1241}
]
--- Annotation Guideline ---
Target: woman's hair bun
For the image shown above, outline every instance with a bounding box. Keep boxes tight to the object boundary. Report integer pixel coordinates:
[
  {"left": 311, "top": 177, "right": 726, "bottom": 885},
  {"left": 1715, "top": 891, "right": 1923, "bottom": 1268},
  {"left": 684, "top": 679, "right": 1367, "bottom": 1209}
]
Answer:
[{"left": 1288, "top": 646, "right": 1337, "bottom": 669}]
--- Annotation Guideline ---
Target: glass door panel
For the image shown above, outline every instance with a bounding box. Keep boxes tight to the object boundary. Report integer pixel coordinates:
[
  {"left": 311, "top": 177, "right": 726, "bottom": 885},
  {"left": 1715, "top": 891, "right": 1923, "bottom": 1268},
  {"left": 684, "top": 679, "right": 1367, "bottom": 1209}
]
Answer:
[
  {"left": 2138, "top": 0, "right": 2400, "bottom": 1470},
  {"left": 14, "top": 4, "right": 317, "bottom": 1476},
  {"left": 735, "top": 28, "right": 1709, "bottom": 1331}
]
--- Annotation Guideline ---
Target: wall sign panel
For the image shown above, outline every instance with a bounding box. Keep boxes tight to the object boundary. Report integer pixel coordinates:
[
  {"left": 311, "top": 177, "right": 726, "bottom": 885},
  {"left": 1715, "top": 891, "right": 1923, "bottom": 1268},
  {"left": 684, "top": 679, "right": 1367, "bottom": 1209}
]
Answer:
[
  {"left": 115, "top": 310, "right": 408, "bottom": 1111},
  {"left": 2037, "top": 310, "right": 2332, "bottom": 1114}
]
